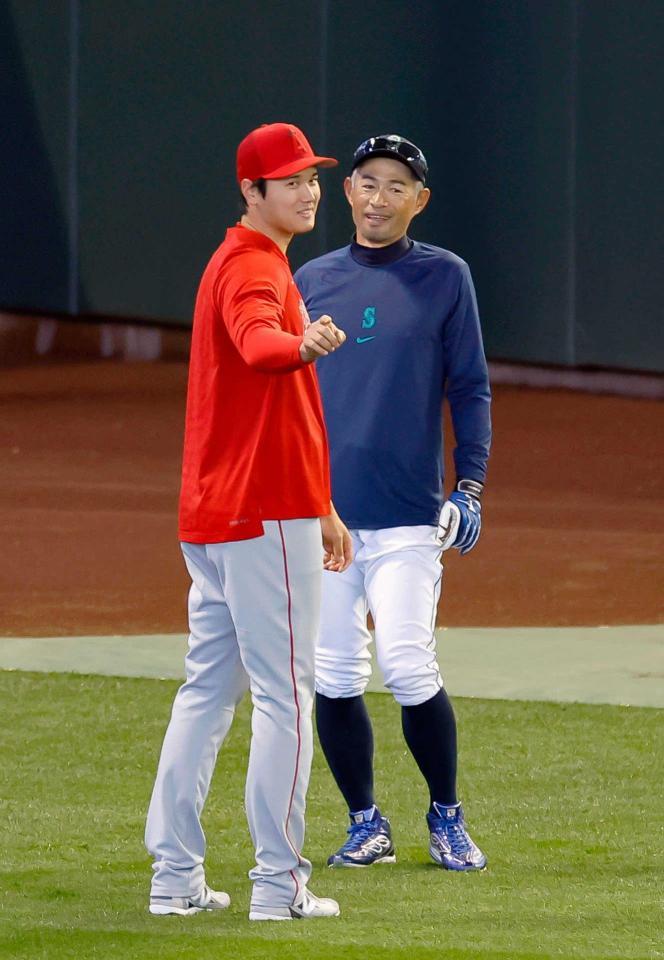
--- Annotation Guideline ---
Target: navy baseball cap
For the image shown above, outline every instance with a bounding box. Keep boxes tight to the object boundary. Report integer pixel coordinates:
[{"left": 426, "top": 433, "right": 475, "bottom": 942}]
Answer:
[{"left": 351, "top": 134, "right": 428, "bottom": 184}]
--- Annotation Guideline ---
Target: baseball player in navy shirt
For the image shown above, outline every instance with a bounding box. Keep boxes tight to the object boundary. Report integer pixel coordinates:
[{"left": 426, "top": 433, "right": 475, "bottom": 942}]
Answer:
[{"left": 295, "top": 134, "right": 491, "bottom": 871}]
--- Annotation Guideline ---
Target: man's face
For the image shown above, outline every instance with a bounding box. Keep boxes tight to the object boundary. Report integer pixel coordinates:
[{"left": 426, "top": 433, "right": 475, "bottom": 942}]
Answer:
[
  {"left": 253, "top": 167, "right": 321, "bottom": 237},
  {"left": 344, "top": 157, "right": 430, "bottom": 247}
]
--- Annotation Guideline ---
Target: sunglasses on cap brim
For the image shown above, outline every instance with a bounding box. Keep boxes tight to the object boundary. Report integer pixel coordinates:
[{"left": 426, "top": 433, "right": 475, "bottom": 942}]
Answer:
[{"left": 351, "top": 135, "right": 428, "bottom": 183}]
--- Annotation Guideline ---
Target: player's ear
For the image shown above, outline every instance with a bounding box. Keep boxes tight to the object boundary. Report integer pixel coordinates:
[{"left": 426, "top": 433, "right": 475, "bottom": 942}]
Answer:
[
  {"left": 241, "top": 178, "right": 261, "bottom": 207},
  {"left": 343, "top": 177, "right": 353, "bottom": 205},
  {"left": 413, "top": 186, "right": 431, "bottom": 217}
]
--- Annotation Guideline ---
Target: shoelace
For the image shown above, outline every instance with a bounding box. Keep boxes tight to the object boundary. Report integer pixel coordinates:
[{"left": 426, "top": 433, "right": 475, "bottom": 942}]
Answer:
[
  {"left": 341, "top": 820, "right": 380, "bottom": 852},
  {"left": 441, "top": 820, "right": 471, "bottom": 856}
]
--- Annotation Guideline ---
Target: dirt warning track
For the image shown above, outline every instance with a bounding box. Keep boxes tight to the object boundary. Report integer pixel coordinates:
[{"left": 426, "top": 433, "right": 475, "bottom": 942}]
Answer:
[{"left": 1, "top": 360, "right": 662, "bottom": 636}]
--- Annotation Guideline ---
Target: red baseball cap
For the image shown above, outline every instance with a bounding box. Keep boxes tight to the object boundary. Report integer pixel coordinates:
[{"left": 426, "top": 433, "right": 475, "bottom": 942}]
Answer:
[{"left": 236, "top": 123, "right": 338, "bottom": 183}]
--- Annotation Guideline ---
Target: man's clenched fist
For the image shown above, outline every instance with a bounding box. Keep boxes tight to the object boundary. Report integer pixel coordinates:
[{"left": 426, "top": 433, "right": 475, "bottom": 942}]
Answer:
[{"left": 300, "top": 315, "right": 346, "bottom": 363}]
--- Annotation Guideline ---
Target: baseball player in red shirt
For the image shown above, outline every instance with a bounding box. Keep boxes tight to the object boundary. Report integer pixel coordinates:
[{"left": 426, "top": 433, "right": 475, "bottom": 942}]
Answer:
[{"left": 145, "top": 123, "right": 352, "bottom": 921}]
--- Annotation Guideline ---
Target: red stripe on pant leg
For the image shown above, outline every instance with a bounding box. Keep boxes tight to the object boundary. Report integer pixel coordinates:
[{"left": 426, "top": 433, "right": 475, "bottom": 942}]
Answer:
[{"left": 278, "top": 520, "right": 305, "bottom": 903}]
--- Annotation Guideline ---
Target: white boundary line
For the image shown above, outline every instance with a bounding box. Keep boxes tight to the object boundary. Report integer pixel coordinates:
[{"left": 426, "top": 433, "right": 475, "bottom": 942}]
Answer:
[{"left": 1, "top": 625, "right": 662, "bottom": 708}]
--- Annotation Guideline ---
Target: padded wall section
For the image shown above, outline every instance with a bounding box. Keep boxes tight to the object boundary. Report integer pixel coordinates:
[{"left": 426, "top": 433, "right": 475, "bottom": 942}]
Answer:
[
  {"left": 321, "top": 0, "right": 447, "bottom": 253},
  {"left": 1, "top": 0, "right": 70, "bottom": 312},
  {"left": 77, "top": 1, "right": 325, "bottom": 320},
  {"left": 2, "top": 1, "right": 663, "bottom": 369},
  {"left": 429, "top": 0, "right": 577, "bottom": 365},
  {"left": 574, "top": 0, "right": 664, "bottom": 371}
]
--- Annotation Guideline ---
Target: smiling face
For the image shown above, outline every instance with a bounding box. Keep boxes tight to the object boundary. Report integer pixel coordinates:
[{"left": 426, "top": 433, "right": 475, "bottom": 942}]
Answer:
[
  {"left": 240, "top": 167, "right": 321, "bottom": 249},
  {"left": 344, "top": 156, "right": 431, "bottom": 248}
]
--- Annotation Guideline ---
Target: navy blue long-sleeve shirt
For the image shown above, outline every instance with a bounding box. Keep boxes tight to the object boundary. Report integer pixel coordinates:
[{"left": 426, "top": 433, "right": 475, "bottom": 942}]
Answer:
[{"left": 294, "top": 237, "right": 491, "bottom": 529}]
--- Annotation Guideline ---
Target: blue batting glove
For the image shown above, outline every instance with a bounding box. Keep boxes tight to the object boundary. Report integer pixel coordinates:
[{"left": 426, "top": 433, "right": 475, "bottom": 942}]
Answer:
[{"left": 437, "top": 479, "right": 483, "bottom": 555}]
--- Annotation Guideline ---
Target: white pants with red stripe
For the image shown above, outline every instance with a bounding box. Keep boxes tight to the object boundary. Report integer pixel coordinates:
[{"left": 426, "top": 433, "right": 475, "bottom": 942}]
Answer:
[
  {"left": 316, "top": 525, "right": 444, "bottom": 707},
  {"left": 145, "top": 518, "right": 321, "bottom": 909}
]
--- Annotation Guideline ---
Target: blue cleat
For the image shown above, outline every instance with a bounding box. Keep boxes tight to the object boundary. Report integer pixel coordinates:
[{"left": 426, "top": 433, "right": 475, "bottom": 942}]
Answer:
[
  {"left": 328, "top": 805, "right": 396, "bottom": 867},
  {"left": 427, "top": 802, "right": 487, "bottom": 871}
]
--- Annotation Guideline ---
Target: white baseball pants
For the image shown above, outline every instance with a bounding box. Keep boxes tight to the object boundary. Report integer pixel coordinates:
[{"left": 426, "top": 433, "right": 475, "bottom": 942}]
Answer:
[
  {"left": 315, "top": 526, "right": 444, "bottom": 706},
  {"left": 145, "top": 518, "right": 322, "bottom": 909}
]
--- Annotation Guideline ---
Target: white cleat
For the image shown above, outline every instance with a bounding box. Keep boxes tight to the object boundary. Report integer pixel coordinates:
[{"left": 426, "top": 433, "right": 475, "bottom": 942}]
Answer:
[
  {"left": 149, "top": 884, "right": 230, "bottom": 916},
  {"left": 249, "top": 887, "right": 340, "bottom": 921}
]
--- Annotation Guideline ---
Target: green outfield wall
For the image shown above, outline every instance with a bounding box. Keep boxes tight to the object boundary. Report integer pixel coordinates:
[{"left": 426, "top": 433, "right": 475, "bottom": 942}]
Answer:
[{"left": 2, "top": 0, "right": 663, "bottom": 371}]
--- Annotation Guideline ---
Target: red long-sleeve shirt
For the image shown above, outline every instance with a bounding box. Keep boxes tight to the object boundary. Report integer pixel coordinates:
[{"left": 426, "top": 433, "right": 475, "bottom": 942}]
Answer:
[{"left": 178, "top": 225, "right": 331, "bottom": 543}]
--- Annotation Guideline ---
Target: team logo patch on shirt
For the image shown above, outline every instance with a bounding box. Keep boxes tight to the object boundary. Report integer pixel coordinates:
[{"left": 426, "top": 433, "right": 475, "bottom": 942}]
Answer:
[
  {"left": 362, "top": 306, "right": 376, "bottom": 329},
  {"left": 356, "top": 306, "right": 377, "bottom": 343}
]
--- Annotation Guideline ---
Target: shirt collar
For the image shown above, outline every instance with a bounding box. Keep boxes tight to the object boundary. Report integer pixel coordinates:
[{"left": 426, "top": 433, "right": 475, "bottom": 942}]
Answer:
[
  {"left": 350, "top": 234, "right": 413, "bottom": 266},
  {"left": 227, "top": 224, "right": 289, "bottom": 263}
]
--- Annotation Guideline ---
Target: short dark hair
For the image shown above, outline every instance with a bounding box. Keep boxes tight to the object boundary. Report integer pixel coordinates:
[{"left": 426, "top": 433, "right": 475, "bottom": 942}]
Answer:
[{"left": 239, "top": 178, "right": 267, "bottom": 213}]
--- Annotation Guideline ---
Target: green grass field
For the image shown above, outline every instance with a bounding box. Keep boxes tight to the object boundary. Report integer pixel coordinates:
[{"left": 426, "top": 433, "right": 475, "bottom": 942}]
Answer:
[{"left": 1, "top": 671, "right": 662, "bottom": 960}]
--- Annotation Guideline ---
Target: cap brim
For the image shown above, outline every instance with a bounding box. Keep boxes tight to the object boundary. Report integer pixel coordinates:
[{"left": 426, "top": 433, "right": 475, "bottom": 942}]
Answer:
[{"left": 264, "top": 156, "right": 338, "bottom": 179}]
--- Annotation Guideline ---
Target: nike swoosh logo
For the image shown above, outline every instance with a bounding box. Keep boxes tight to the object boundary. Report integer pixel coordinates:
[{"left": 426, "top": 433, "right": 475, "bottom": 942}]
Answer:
[{"left": 356, "top": 336, "right": 375, "bottom": 344}]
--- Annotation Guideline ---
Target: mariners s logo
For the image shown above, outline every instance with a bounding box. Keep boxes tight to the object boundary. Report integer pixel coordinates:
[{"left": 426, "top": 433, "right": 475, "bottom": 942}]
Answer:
[{"left": 356, "top": 306, "right": 376, "bottom": 344}]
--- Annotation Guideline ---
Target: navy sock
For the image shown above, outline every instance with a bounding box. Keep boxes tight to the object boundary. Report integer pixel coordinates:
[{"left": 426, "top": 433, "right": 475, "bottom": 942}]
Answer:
[
  {"left": 315, "top": 692, "right": 374, "bottom": 812},
  {"left": 401, "top": 688, "right": 458, "bottom": 807}
]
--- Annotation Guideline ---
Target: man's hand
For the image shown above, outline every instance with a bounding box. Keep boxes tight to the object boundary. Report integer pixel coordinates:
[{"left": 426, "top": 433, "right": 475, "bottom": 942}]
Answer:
[
  {"left": 300, "top": 315, "right": 346, "bottom": 363},
  {"left": 437, "top": 479, "right": 483, "bottom": 555},
  {"left": 320, "top": 504, "right": 353, "bottom": 572}
]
